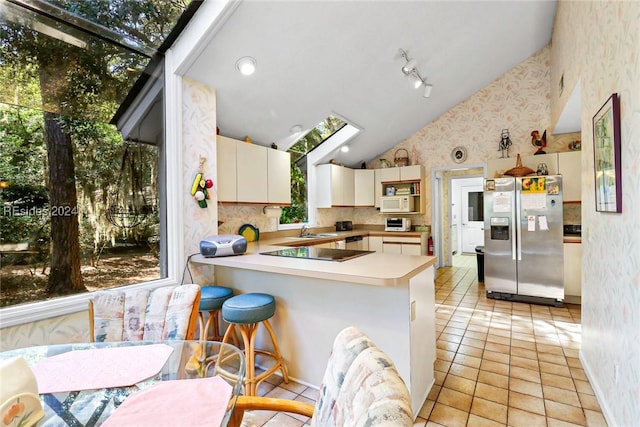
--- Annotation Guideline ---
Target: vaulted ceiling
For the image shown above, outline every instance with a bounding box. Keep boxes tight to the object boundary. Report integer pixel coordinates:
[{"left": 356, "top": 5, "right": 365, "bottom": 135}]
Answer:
[{"left": 184, "top": 1, "right": 557, "bottom": 167}]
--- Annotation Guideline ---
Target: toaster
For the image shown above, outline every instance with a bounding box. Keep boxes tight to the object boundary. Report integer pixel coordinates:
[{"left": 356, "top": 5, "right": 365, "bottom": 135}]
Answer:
[{"left": 385, "top": 218, "right": 411, "bottom": 232}]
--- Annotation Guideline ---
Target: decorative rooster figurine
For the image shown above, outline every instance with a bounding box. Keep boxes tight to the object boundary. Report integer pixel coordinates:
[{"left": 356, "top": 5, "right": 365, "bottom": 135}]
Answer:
[{"left": 531, "top": 129, "right": 547, "bottom": 155}]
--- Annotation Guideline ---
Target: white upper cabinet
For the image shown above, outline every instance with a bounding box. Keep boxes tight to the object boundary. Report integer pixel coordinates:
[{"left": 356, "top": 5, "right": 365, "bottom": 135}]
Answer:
[
  {"left": 354, "top": 169, "right": 375, "bottom": 207},
  {"left": 217, "top": 136, "right": 290, "bottom": 204},
  {"left": 400, "top": 165, "right": 423, "bottom": 181},
  {"left": 316, "top": 164, "right": 354, "bottom": 207},
  {"left": 558, "top": 151, "right": 581, "bottom": 202},
  {"left": 342, "top": 167, "right": 355, "bottom": 206},
  {"left": 236, "top": 142, "right": 268, "bottom": 203},
  {"left": 375, "top": 168, "right": 400, "bottom": 208},
  {"left": 216, "top": 136, "right": 237, "bottom": 202},
  {"left": 268, "top": 149, "right": 291, "bottom": 204}
]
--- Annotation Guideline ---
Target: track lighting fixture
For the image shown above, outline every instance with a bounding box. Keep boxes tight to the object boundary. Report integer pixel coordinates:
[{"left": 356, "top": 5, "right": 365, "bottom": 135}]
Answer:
[{"left": 399, "top": 48, "right": 433, "bottom": 98}]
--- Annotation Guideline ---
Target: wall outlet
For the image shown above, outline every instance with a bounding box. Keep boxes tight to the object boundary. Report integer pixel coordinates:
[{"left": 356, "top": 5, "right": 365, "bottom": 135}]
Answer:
[{"left": 410, "top": 300, "right": 416, "bottom": 321}]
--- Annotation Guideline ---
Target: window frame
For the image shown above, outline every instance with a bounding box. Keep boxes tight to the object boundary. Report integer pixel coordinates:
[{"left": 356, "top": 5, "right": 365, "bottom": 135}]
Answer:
[
  {"left": 0, "top": 56, "right": 184, "bottom": 330},
  {"left": 278, "top": 118, "right": 361, "bottom": 230}
]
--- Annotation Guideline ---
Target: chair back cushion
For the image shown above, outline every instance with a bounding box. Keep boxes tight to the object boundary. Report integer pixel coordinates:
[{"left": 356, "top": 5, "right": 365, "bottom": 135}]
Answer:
[
  {"left": 160, "top": 285, "right": 201, "bottom": 340},
  {"left": 312, "top": 327, "right": 374, "bottom": 425},
  {"left": 91, "top": 291, "right": 126, "bottom": 342},
  {"left": 311, "top": 327, "right": 412, "bottom": 426},
  {"left": 90, "top": 285, "right": 201, "bottom": 342}
]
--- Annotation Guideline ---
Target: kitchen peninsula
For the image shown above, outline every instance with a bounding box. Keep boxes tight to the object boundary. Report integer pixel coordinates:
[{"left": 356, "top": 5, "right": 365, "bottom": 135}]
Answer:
[{"left": 191, "top": 235, "right": 437, "bottom": 415}]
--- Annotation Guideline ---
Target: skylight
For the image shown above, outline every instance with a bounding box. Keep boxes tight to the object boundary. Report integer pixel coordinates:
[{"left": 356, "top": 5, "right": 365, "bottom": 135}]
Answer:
[{"left": 287, "top": 115, "right": 346, "bottom": 166}]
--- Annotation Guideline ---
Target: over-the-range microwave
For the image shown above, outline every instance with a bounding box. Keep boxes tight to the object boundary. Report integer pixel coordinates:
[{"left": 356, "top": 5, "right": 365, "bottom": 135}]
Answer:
[{"left": 380, "top": 195, "right": 415, "bottom": 213}]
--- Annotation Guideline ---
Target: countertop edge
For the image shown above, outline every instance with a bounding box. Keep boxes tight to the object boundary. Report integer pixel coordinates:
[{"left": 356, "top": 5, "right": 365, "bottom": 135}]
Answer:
[{"left": 190, "top": 249, "right": 436, "bottom": 288}]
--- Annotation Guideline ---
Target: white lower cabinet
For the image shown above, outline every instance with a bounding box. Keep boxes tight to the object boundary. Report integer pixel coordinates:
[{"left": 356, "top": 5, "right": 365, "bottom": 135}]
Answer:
[
  {"left": 313, "top": 239, "right": 346, "bottom": 249},
  {"left": 564, "top": 242, "right": 582, "bottom": 301},
  {"left": 368, "top": 236, "right": 383, "bottom": 252},
  {"left": 369, "top": 235, "right": 423, "bottom": 255},
  {"left": 382, "top": 242, "right": 403, "bottom": 254}
]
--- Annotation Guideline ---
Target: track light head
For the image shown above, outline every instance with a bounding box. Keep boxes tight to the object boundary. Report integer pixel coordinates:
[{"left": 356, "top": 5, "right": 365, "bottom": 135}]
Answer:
[
  {"left": 399, "top": 48, "right": 433, "bottom": 99},
  {"left": 423, "top": 83, "right": 433, "bottom": 98},
  {"left": 402, "top": 59, "right": 416, "bottom": 75}
]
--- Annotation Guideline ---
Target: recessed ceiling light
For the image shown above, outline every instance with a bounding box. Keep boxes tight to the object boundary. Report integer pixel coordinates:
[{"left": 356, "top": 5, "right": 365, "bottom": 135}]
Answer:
[
  {"left": 290, "top": 125, "right": 302, "bottom": 134},
  {"left": 340, "top": 145, "right": 349, "bottom": 153},
  {"left": 235, "top": 56, "right": 256, "bottom": 76}
]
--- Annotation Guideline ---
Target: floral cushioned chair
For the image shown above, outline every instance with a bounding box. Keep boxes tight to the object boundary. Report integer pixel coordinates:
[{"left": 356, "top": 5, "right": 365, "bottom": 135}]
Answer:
[
  {"left": 88, "top": 285, "right": 201, "bottom": 342},
  {"left": 229, "top": 326, "right": 413, "bottom": 427}
]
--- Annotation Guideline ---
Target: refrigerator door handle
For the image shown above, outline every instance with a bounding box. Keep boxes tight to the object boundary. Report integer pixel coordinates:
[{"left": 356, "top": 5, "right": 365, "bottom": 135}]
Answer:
[{"left": 515, "top": 191, "right": 522, "bottom": 261}]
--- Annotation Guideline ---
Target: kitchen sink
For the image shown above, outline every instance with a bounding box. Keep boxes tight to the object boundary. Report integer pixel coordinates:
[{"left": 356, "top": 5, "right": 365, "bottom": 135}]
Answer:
[{"left": 296, "top": 233, "right": 339, "bottom": 238}]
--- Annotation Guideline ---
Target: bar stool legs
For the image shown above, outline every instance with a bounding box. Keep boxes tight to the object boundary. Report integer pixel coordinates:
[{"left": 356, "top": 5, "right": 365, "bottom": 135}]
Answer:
[{"left": 220, "top": 293, "right": 288, "bottom": 396}]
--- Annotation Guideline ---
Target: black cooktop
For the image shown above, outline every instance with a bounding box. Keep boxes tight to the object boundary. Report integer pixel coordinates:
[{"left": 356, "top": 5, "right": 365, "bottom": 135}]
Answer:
[{"left": 260, "top": 247, "right": 373, "bottom": 262}]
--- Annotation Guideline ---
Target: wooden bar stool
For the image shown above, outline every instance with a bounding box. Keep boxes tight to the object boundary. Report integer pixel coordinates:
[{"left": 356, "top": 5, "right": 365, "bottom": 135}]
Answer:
[
  {"left": 197, "top": 285, "right": 234, "bottom": 341},
  {"left": 220, "top": 293, "right": 288, "bottom": 396}
]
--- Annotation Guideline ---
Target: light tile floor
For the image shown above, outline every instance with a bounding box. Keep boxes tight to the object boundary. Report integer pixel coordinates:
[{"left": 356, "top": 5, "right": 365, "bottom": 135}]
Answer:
[{"left": 239, "top": 254, "right": 608, "bottom": 426}]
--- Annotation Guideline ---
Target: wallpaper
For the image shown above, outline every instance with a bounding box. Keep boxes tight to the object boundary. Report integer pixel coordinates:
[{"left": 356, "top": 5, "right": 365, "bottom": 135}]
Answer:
[
  {"left": 181, "top": 78, "right": 219, "bottom": 284},
  {"left": 550, "top": 2, "right": 640, "bottom": 426}
]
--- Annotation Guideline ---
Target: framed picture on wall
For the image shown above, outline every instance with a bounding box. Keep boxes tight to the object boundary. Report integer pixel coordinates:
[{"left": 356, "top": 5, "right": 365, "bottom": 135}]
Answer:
[{"left": 592, "top": 93, "right": 622, "bottom": 213}]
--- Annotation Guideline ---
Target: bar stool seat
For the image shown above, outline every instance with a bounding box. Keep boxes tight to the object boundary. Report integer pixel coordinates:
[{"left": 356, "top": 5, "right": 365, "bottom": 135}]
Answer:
[
  {"left": 220, "top": 293, "right": 288, "bottom": 396},
  {"left": 198, "top": 285, "right": 234, "bottom": 341}
]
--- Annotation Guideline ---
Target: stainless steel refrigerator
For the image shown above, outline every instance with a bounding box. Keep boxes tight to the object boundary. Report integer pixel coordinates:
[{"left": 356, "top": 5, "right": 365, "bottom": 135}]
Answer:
[{"left": 483, "top": 175, "right": 564, "bottom": 306}]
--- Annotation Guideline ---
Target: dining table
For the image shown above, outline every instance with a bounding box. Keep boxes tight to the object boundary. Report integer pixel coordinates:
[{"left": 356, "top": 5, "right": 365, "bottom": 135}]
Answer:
[{"left": 0, "top": 340, "right": 246, "bottom": 427}]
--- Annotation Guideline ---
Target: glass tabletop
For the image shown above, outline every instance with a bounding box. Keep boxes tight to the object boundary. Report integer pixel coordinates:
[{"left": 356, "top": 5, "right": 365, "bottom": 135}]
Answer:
[{"left": 0, "top": 340, "right": 245, "bottom": 427}]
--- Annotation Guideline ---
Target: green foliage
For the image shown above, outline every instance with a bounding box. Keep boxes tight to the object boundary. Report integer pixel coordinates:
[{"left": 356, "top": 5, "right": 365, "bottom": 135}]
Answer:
[{"left": 281, "top": 163, "right": 307, "bottom": 223}]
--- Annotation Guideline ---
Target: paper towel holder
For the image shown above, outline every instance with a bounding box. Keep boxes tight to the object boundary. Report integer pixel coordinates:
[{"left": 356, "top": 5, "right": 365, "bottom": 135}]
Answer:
[{"left": 263, "top": 206, "right": 283, "bottom": 218}]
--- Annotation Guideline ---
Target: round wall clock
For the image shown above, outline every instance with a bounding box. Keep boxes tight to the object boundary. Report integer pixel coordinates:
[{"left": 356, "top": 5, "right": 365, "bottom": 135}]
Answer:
[{"left": 451, "top": 146, "right": 467, "bottom": 163}]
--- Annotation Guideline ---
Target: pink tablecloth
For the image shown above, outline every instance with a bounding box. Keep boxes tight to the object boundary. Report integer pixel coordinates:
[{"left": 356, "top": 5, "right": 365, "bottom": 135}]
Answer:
[
  {"left": 32, "top": 344, "right": 174, "bottom": 393},
  {"left": 102, "top": 376, "right": 232, "bottom": 427}
]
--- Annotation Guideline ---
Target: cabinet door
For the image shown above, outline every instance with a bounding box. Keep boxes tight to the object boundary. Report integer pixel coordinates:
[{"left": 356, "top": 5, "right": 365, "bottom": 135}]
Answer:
[
  {"left": 216, "top": 136, "right": 237, "bottom": 202},
  {"left": 362, "top": 236, "right": 369, "bottom": 251},
  {"left": 563, "top": 243, "right": 582, "bottom": 297},
  {"left": 268, "top": 149, "right": 291, "bottom": 204},
  {"left": 237, "top": 143, "right": 268, "bottom": 203},
  {"left": 401, "top": 244, "right": 422, "bottom": 256},
  {"left": 558, "top": 151, "right": 581, "bottom": 202},
  {"left": 313, "top": 241, "right": 334, "bottom": 249},
  {"left": 317, "top": 165, "right": 354, "bottom": 207},
  {"left": 375, "top": 168, "right": 400, "bottom": 207},
  {"left": 316, "top": 164, "right": 332, "bottom": 208},
  {"left": 354, "top": 169, "right": 374, "bottom": 206},
  {"left": 368, "top": 236, "right": 383, "bottom": 252},
  {"left": 382, "top": 242, "right": 403, "bottom": 254},
  {"left": 342, "top": 167, "right": 355, "bottom": 206},
  {"left": 400, "top": 165, "right": 423, "bottom": 181}
]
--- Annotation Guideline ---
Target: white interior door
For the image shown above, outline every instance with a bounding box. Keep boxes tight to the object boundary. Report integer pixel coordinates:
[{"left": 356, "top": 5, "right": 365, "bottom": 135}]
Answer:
[{"left": 461, "top": 184, "right": 485, "bottom": 253}]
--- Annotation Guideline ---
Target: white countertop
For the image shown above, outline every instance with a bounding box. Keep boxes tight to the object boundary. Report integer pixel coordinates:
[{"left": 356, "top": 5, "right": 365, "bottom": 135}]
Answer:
[{"left": 191, "top": 235, "right": 436, "bottom": 287}]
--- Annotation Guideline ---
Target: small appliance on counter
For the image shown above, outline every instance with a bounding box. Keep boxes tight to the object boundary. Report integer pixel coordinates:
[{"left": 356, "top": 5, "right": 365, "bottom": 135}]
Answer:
[
  {"left": 385, "top": 218, "right": 411, "bottom": 232},
  {"left": 335, "top": 221, "right": 353, "bottom": 231},
  {"left": 200, "top": 235, "right": 247, "bottom": 257}
]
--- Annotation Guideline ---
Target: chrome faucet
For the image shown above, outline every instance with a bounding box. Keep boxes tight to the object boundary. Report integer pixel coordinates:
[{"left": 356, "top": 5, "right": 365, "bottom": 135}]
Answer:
[{"left": 300, "top": 224, "right": 310, "bottom": 237}]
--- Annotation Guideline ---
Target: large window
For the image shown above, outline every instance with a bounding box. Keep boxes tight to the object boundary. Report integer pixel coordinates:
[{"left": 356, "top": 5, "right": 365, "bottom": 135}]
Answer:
[
  {"left": 281, "top": 115, "right": 346, "bottom": 224},
  {"left": 0, "top": 0, "right": 194, "bottom": 308}
]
